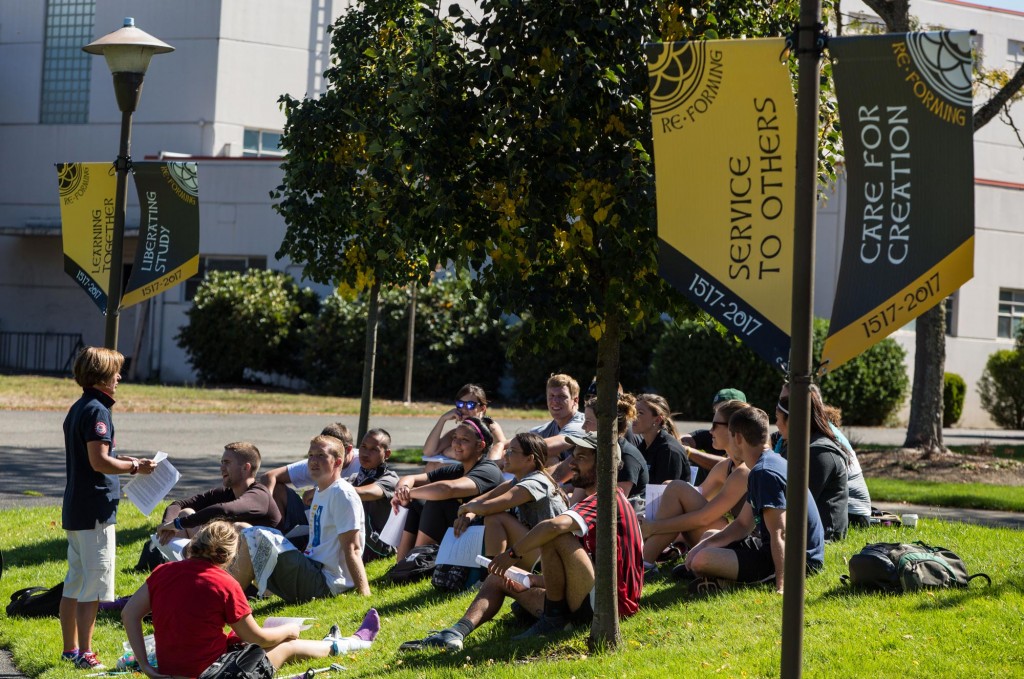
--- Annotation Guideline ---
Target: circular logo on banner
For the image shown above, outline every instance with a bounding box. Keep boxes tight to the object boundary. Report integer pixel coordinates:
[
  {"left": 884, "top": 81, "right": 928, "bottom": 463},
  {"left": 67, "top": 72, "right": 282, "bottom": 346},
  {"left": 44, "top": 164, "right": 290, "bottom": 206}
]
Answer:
[
  {"left": 57, "top": 163, "right": 85, "bottom": 200},
  {"left": 647, "top": 41, "right": 707, "bottom": 116},
  {"left": 905, "top": 31, "right": 973, "bottom": 109},
  {"left": 167, "top": 162, "right": 199, "bottom": 198},
  {"left": 94, "top": 421, "right": 108, "bottom": 437}
]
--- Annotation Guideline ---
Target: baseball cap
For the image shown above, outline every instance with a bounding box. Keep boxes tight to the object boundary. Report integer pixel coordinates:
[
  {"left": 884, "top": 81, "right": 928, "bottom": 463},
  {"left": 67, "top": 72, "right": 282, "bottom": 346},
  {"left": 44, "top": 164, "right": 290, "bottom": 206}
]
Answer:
[
  {"left": 713, "top": 388, "right": 746, "bottom": 405},
  {"left": 564, "top": 432, "right": 599, "bottom": 450}
]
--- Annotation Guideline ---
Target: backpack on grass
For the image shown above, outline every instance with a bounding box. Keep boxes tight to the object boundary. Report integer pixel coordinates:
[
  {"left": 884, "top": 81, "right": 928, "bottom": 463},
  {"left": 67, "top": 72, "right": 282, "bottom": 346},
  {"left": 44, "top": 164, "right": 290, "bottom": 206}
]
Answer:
[
  {"left": 6, "top": 582, "right": 63, "bottom": 618},
  {"left": 842, "top": 541, "right": 991, "bottom": 592},
  {"left": 388, "top": 544, "right": 439, "bottom": 584}
]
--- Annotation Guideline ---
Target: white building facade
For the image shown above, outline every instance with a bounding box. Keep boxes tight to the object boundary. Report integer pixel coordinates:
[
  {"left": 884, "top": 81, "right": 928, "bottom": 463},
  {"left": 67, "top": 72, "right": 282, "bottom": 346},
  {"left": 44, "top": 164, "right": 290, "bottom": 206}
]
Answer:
[{"left": 0, "top": 0, "right": 1021, "bottom": 425}]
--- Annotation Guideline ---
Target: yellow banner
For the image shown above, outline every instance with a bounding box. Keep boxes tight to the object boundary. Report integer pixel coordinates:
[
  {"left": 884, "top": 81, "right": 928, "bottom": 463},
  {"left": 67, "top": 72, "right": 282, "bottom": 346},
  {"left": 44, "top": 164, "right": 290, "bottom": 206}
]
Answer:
[
  {"left": 57, "top": 162, "right": 117, "bottom": 313},
  {"left": 647, "top": 38, "right": 796, "bottom": 367},
  {"left": 120, "top": 256, "right": 199, "bottom": 308},
  {"left": 822, "top": 237, "right": 974, "bottom": 370}
]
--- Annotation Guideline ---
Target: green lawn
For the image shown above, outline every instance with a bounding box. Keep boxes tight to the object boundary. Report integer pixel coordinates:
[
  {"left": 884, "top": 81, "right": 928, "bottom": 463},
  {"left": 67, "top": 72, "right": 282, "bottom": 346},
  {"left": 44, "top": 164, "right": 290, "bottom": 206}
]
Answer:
[
  {"left": 867, "top": 477, "right": 1024, "bottom": 512},
  {"left": 0, "top": 375, "right": 549, "bottom": 419},
  {"left": 2, "top": 505, "right": 1021, "bottom": 679}
]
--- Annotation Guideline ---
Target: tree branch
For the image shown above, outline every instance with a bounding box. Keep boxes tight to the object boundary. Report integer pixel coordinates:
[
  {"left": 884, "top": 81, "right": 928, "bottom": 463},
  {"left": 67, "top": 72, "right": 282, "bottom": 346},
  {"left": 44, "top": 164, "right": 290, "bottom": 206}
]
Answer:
[
  {"left": 974, "top": 63, "right": 1024, "bottom": 132},
  {"left": 861, "top": 0, "right": 911, "bottom": 32}
]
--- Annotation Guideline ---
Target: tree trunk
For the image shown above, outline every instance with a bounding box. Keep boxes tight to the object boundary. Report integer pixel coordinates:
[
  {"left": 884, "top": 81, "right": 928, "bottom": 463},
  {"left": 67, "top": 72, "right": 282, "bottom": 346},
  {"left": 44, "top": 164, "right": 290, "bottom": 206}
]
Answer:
[
  {"left": 402, "top": 284, "right": 417, "bottom": 404},
  {"left": 357, "top": 280, "right": 381, "bottom": 444},
  {"left": 589, "top": 313, "right": 622, "bottom": 651},
  {"left": 903, "top": 304, "right": 946, "bottom": 452}
]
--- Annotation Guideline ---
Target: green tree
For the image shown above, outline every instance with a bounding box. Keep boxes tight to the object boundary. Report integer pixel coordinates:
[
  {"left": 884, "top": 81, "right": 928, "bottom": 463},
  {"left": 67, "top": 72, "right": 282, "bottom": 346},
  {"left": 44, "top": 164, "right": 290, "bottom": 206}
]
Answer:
[
  {"left": 458, "top": 0, "right": 799, "bottom": 650},
  {"left": 272, "top": 0, "right": 469, "bottom": 439}
]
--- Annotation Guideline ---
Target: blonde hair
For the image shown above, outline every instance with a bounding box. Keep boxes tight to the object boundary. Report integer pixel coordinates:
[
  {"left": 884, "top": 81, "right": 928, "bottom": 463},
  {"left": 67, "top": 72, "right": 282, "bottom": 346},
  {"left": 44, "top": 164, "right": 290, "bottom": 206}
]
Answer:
[
  {"left": 584, "top": 393, "right": 638, "bottom": 438},
  {"left": 72, "top": 347, "right": 124, "bottom": 389},
  {"left": 547, "top": 373, "right": 580, "bottom": 399},
  {"left": 185, "top": 520, "right": 238, "bottom": 567},
  {"left": 310, "top": 434, "right": 345, "bottom": 460}
]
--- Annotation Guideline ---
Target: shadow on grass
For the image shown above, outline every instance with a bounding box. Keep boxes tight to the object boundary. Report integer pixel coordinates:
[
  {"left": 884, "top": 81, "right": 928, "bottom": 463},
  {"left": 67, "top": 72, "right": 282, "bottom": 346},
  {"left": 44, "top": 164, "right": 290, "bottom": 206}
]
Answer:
[{"left": 1, "top": 536, "right": 68, "bottom": 570}]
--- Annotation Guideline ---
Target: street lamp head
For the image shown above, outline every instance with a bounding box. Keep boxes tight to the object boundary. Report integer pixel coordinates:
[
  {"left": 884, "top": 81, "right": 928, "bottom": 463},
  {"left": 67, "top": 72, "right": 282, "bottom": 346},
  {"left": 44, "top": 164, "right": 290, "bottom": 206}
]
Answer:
[
  {"left": 83, "top": 17, "right": 174, "bottom": 113},
  {"left": 83, "top": 17, "right": 174, "bottom": 76}
]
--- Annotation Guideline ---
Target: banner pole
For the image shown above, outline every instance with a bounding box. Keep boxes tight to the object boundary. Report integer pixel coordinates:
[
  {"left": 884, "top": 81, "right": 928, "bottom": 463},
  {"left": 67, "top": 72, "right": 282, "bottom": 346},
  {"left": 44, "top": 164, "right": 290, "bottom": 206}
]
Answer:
[
  {"left": 104, "top": 107, "right": 134, "bottom": 350},
  {"left": 780, "top": 1, "right": 822, "bottom": 678}
]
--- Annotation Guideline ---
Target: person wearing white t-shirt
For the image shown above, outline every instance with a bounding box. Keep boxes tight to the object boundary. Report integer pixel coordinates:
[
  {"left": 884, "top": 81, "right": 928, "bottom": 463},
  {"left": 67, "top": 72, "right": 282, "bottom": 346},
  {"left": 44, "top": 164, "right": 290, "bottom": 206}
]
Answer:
[{"left": 233, "top": 435, "right": 370, "bottom": 601}]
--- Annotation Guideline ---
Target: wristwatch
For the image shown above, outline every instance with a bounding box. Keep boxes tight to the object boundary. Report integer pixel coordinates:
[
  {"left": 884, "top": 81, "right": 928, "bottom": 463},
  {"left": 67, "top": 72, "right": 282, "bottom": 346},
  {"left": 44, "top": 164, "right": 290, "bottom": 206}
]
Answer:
[{"left": 130, "top": 459, "right": 140, "bottom": 475}]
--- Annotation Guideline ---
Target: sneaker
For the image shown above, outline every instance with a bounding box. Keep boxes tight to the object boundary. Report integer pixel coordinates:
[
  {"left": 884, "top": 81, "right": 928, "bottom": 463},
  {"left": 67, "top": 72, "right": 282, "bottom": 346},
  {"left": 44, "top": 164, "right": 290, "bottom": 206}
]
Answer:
[
  {"left": 398, "top": 629, "right": 464, "bottom": 652},
  {"left": 643, "top": 563, "right": 662, "bottom": 583},
  {"left": 671, "top": 562, "right": 697, "bottom": 581},
  {"left": 511, "top": 614, "right": 572, "bottom": 641},
  {"left": 60, "top": 650, "right": 79, "bottom": 664},
  {"left": 75, "top": 651, "right": 105, "bottom": 670},
  {"left": 688, "top": 577, "right": 727, "bottom": 599},
  {"left": 508, "top": 601, "right": 536, "bottom": 627},
  {"left": 322, "top": 624, "right": 342, "bottom": 641}
]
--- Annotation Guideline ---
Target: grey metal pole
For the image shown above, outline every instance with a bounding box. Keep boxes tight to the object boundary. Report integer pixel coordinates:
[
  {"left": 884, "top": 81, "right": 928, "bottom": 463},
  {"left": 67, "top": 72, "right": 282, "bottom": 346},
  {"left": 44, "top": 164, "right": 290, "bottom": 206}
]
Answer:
[
  {"left": 104, "top": 71, "right": 144, "bottom": 350},
  {"left": 780, "top": 1, "right": 822, "bottom": 677}
]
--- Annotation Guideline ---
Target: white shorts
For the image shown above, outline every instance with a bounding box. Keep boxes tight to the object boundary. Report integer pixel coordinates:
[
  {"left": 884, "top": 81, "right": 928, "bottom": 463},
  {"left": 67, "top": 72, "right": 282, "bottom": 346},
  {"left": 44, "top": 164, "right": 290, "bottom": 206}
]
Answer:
[{"left": 64, "top": 522, "right": 116, "bottom": 602}]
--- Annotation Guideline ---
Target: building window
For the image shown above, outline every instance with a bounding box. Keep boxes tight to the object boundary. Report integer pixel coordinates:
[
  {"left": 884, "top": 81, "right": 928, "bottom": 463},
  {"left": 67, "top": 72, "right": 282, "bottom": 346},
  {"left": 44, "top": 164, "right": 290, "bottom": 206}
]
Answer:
[
  {"left": 998, "top": 289, "right": 1024, "bottom": 339},
  {"left": 1010, "top": 39, "right": 1024, "bottom": 69},
  {"left": 242, "top": 129, "right": 285, "bottom": 157},
  {"left": 40, "top": 0, "right": 96, "bottom": 124},
  {"left": 184, "top": 255, "right": 268, "bottom": 300},
  {"left": 945, "top": 294, "right": 956, "bottom": 336}
]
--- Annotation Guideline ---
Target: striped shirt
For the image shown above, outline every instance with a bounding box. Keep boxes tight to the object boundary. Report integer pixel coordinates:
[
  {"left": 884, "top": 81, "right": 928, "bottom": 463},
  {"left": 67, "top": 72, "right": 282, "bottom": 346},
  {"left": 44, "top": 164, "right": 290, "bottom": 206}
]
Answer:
[{"left": 564, "top": 487, "right": 643, "bottom": 616}]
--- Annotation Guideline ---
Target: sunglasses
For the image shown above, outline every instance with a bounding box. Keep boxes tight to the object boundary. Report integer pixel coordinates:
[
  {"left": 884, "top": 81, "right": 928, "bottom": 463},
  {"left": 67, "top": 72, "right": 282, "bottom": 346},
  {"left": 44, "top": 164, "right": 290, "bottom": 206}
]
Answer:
[
  {"left": 710, "top": 420, "right": 729, "bottom": 429},
  {"left": 455, "top": 400, "right": 479, "bottom": 410}
]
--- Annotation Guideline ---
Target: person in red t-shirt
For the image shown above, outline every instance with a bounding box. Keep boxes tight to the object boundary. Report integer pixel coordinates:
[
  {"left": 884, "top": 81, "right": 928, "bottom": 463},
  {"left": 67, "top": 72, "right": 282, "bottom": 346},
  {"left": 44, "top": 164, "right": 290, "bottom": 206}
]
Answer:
[
  {"left": 122, "top": 521, "right": 379, "bottom": 679},
  {"left": 399, "top": 431, "right": 643, "bottom": 652}
]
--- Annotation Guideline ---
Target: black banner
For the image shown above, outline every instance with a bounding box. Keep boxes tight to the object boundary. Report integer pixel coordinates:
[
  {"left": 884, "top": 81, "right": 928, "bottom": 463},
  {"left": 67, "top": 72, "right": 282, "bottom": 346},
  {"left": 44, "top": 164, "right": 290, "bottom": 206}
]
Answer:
[
  {"left": 122, "top": 162, "right": 200, "bottom": 309},
  {"left": 823, "top": 31, "right": 975, "bottom": 370}
]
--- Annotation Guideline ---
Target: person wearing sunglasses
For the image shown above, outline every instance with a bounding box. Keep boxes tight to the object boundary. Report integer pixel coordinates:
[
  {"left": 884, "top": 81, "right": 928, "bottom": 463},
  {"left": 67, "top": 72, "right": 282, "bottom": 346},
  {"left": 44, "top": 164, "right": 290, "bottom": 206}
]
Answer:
[{"left": 422, "top": 384, "right": 506, "bottom": 471}]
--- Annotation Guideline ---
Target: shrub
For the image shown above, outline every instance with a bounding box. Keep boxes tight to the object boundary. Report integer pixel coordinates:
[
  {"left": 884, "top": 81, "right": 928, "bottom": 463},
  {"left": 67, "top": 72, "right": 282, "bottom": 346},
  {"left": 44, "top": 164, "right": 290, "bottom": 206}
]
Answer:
[
  {"left": 303, "top": 277, "right": 510, "bottom": 400},
  {"left": 649, "top": 318, "right": 782, "bottom": 419},
  {"left": 814, "top": 318, "right": 909, "bottom": 426},
  {"left": 507, "top": 322, "right": 664, "bottom": 403},
  {"left": 648, "top": 317, "right": 909, "bottom": 425},
  {"left": 176, "top": 270, "right": 319, "bottom": 383},
  {"left": 978, "top": 349, "right": 1024, "bottom": 429},
  {"left": 943, "top": 372, "right": 966, "bottom": 427}
]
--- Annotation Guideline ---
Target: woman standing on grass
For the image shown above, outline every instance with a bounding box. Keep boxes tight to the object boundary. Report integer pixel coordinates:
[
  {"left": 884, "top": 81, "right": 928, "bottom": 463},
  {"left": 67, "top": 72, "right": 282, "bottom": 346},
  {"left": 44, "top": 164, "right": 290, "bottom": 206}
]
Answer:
[
  {"left": 60, "top": 346, "right": 157, "bottom": 670},
  {"left": 122, "top": 521, "right": 379, "bottom": 679}
]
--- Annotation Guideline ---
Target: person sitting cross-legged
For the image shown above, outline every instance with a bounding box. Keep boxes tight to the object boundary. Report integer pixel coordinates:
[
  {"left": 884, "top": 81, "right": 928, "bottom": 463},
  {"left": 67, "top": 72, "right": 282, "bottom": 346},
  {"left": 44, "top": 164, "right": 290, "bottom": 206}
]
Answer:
[
  {"left": 683, "top": 406, "right": 824, "bottom": 595},
  {"left": 231, "top": 435, "right": 371, "bottom": 602},
  {"left": 453, "top": 432, "right": 567, "bottom": 562},
  {"left": 399, "top": 432, "right": 642, "bottom": 651}
]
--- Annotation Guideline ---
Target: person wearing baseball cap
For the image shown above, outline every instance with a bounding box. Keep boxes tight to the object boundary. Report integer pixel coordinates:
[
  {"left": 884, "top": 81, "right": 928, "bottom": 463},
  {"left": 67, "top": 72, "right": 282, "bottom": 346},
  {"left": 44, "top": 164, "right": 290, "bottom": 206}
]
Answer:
[{"left": 681, "top": 388, "right": 747, "bottom": 486}]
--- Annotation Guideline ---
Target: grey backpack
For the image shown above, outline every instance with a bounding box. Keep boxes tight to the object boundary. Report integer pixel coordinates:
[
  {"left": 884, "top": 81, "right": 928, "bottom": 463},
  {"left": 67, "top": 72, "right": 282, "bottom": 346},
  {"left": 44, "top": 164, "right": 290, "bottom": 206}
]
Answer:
[{"left": 843, "top": 541, "right": 991, "bottom": 592}]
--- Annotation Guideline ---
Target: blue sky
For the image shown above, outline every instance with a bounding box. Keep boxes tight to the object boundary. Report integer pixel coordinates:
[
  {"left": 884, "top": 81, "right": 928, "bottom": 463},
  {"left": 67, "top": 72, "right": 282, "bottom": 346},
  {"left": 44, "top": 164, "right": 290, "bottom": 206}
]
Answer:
[{"left": 969, "top": 0, "right": 1024, "bottom": 13}]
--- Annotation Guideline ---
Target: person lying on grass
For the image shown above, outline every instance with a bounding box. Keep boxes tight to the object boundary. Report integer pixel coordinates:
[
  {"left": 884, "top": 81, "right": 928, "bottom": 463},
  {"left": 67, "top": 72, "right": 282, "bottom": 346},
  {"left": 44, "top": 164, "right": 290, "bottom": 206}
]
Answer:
[
  {"left": 683, "top": 406, "right": 824, "bottom": 595},
  {"left": 638, "top": 399, "right": 750, "bottom": 574},
  {"left": 390, "top": 416, "right": 503, "bottom": 562},
  {"left": 122, "top": 521, "right": 379, "bottom": 679},
  {"left": 453, "top": 432, "right": 567, "bottom": 561},
  {"left": 398, "top": 433, "right": 642, "bottom": 651}
]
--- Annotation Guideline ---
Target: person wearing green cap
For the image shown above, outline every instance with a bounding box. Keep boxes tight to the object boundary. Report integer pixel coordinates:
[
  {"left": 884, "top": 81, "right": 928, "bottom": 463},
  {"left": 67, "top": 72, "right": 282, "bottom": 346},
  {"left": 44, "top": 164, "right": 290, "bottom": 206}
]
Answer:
[{"left": 680, "top": 388, "right": 747, "bottom": 487}]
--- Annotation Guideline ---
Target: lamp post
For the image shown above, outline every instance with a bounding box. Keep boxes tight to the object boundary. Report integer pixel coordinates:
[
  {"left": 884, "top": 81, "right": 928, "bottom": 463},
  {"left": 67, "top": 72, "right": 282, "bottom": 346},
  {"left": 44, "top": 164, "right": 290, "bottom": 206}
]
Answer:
[{"left": 83, "top": 17, "right": 173, "bottom": 350}]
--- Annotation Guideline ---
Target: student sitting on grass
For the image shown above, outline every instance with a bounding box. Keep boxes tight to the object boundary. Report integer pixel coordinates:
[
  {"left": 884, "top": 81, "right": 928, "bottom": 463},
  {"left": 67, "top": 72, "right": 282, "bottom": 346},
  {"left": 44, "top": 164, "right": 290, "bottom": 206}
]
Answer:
[
  {"left": 398, "top": 432, "right": 642, "bottom": 651},
  {"left": 391, "top": 416, "right": 504, "bottom": 561},
  {"left": 638, "top": 399, "right": 751, "bottom": 574},
  {"left": 684, "top": 406, "right": 824, "bottom": 595},
  {"left": 453, "top": 432, "right": 567, "bottom": 561},
  {"left": 122, "top": 521, "right": 379, "bottom": 679},
  {"left": 422, "top": 383, "right": 506, "bottom": 471}
]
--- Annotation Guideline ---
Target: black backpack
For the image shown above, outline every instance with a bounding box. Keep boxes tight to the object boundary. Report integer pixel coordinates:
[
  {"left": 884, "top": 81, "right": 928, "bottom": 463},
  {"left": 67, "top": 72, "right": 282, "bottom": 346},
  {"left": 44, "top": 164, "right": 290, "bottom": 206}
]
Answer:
[
  {"left": 6, "top": 582, "right": 64, "bottom": 618},
  {"left": 197, "top": 643, "right": 273, "bottom": 679},
  {"left": 388, "top": 544, "right": 439, "bottom": 584},
  {"left": 843, "top": 541, "right": 991, "bottom": 592}
]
